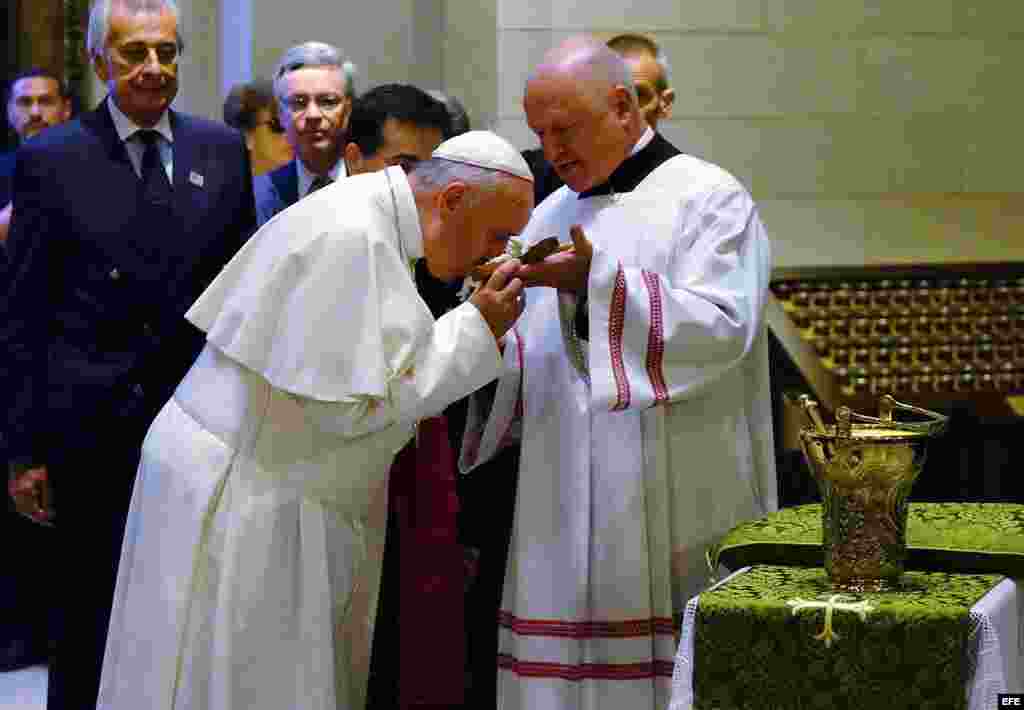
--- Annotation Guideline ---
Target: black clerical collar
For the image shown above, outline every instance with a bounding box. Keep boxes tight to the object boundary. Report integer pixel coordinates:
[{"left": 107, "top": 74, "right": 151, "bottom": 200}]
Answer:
[{"left": 577, "top": 132, "right": 681, "bottom": 199}]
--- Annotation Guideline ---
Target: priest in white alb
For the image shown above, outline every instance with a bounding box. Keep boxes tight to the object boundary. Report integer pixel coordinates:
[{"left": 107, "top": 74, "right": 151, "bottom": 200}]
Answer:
[
  {"left": 458, "top": 38, "right": 778, "bottom": 709},
  {"left": 96, "top": 131, "right": 535, "bottom": 710}
]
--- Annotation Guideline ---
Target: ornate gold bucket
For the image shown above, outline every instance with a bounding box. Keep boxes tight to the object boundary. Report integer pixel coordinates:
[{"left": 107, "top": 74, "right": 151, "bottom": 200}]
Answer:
[{"left": 797, "top": 395, "right": 948, "bottom": 592}]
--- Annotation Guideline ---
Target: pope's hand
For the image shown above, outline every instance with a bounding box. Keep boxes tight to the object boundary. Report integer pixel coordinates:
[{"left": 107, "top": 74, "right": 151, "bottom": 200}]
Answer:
[
  {"left": 470, "top": 258, "right": 525, "bottom": 341},
  {"left": 515, "top": 224, "right": 592, "bottom": 295}
]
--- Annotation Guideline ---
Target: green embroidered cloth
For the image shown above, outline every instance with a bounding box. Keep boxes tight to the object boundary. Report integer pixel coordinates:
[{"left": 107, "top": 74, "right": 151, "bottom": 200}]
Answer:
[
  {"left": 694, "top": 565, "right": 1002, "bottom": 710},
  {"left": 714, "top": 503, "right": 1024, "bottom": 577}
]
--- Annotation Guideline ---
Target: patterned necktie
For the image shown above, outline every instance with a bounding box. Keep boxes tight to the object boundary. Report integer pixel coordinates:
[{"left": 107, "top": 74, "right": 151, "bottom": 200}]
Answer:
[
  {"left": 136, "top": 129, "right": 173, "bottom": 206},
  {"left": 308, "top": 174, "right": 333, "bottom": 196}
]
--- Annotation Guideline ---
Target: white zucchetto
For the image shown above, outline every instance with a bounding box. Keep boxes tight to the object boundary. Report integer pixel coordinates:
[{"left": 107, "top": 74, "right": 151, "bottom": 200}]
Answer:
[{"left": 431, "top": 130, "right": 535, "bottom": 183}]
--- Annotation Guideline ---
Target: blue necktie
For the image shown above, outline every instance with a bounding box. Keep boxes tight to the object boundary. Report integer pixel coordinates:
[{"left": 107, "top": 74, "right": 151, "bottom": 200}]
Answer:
[{"left": 136, "top": 129, "right": 172, "bottom": 206}]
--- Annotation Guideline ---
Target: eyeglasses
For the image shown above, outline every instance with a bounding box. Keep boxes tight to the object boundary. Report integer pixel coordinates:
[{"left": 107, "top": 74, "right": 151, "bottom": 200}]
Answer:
[
  {"left": 13, "top": 95, "right": 61, "bottom": 109},
  {"left": 281, "top": 93, "right": 347, "bottom": 115},
  {"left": 114, "top": 42, "right": 179, "bottom": 67}
]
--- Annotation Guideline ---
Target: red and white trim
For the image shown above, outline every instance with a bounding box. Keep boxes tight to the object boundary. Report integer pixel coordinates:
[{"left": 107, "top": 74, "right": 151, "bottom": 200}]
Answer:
[
  {"left": 608, "top": 264, "right": 630, "bottom": 411},
  {"left": 499, "top": 612, "right": 675, "bottom": 638},
  {"left": 641, "top": 270, "right": 668, "bottom": 406},
  {"left": 498, "top": 655, "right": 675, "bottom": 681}
]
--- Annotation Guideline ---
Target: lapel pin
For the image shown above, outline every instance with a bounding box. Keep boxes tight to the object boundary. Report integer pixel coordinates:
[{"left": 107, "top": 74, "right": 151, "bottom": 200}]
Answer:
[{"left": 189, "top": 171, "right": 205, "bottom": 188}]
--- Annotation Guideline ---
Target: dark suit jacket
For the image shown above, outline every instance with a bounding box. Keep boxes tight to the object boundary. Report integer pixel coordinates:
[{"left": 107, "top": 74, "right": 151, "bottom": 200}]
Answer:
[
  {"left": 0, "top": 99, "right": 256, "bottom": 477},
  {"left": 253, "top": 159, "right": 299, "bottom": 227},
  {"left": 0, "top": 150, "right": 14, "bottom": 208}
]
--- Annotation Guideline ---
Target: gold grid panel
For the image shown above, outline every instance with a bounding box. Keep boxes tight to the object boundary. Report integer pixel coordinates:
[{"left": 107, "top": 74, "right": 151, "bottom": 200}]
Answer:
[{"left": 771, "top": 269, "right": 1024, "bottom": 400}]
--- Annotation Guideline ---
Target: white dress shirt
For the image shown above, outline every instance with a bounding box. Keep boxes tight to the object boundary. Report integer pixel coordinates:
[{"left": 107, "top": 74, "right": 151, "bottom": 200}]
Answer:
[
  {"left": 106, "top": 98, "right": 174, "bottom": 183},
  {"left": 297, "top": 156, "right": 347, "bottom": 198}
]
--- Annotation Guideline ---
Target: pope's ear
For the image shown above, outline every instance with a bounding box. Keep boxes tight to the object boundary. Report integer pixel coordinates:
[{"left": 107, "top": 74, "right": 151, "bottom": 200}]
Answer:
[{"left": 438, "top": 181, "right": 468, "bottom": 214}]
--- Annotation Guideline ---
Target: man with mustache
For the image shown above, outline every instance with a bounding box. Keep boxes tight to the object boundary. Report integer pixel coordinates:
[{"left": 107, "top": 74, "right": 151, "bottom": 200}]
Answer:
[{"left": 254, "top": 41, "right": 356, "bottom": 226}]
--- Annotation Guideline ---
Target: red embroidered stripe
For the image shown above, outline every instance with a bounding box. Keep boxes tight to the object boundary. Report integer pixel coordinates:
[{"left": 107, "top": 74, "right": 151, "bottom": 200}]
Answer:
[
  {"left": 497, "top": 654, "right": 675, "bottom": 681},
  {"left": 608, "top": 264, "right": 630, "bottom": 410},
  {"left": 641, "top": 270, "right": 668, "bottom": 405},
  {"left": 499, "top": 612, "right": 675, "bottom": 638}
]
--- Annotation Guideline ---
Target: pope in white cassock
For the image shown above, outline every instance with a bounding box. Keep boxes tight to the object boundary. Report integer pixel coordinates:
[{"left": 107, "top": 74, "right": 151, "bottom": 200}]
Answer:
[
  {"left": 96, "top": 131, "right": 535, "bottom": 710},
  {"left": 457, "top": 38, "right": 778, "bottom": 709}
]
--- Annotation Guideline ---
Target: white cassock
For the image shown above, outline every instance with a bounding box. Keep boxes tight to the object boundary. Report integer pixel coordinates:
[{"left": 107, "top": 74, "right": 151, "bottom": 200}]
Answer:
[
  {"left": 460, "top": 143, "right": 779, "bottom": 710},
  {"left": 97, "top": 167, "right": 503, "bottom": 710}
]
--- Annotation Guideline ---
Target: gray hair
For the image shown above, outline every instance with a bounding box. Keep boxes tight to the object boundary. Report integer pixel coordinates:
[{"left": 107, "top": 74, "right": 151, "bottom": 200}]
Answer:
[
  {"left": 272, "top": 42, "right": 357, "bottom": 102},
  {"left": 87, "top": 0, "right": 184, "bottom": 59},
  {"left": 410, "top": 158, "right": 504, "bottom": 205}
]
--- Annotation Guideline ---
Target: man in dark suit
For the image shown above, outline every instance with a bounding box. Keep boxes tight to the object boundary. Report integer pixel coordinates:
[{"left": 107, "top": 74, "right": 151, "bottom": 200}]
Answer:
[
  {"left": 254, "top": 41, "right": 355, "bottom": 226},
  {"left": 0, "top": 1, "right": 256, "bottom": 707},
  {"left": 0, "top": 68, "right": 72, "bottom": 672}
]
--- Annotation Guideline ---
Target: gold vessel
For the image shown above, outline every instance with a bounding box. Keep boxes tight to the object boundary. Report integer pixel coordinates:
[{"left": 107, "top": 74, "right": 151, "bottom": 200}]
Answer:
[{"left": 798, "top": 395, "right": 948, "bottom": 591}]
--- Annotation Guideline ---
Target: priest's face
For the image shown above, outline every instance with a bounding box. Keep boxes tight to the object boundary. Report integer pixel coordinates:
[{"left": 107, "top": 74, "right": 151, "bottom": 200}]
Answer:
[
  {"left": 524, "top": 71, "right": 634, "bottom": 193},
  {"left": 424, "top": 175, "right": 533, "bottom": 282}
]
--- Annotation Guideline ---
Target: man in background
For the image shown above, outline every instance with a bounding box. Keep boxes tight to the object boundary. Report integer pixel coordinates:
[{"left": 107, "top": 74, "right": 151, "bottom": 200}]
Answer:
[
  {"left": 338, "top": 81, "right": 471, "bottom": 710},
  {"left": 254, "top": 41, "right": 355, "bottom": 226},
  {"left": 1, "top": 68, "right": 73, "bottom": 244},
  {"left": 1, "top": 1, "right": 256, "bottom": 706},
  {"left": 223, "top": 78, "right": 293, "bottom": 176},
  {"left": 606, "top": 33, "right": 675, "bottom": 130},
  {"left": 343, "top": 83, "right": 449, "bottom": 176},
  {"left": 429, "top": 89, "right": 471, "bottom": 138},
  {"left": 523, "top": 32, "right": 676, "bottom": 204},
  {"left": 0, "top": 64, "right": 73, "bottom": 670}
]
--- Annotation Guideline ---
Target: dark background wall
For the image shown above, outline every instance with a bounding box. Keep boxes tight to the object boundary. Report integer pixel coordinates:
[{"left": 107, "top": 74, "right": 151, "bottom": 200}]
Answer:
[{"left": 2, "top": 0, "right": 18, "bottom": 151}]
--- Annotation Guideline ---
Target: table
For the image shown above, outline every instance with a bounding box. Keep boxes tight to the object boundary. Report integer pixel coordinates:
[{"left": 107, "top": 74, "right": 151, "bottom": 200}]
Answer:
[{"left": 669, "top": 566, "right": 1022, "bottom": 710}]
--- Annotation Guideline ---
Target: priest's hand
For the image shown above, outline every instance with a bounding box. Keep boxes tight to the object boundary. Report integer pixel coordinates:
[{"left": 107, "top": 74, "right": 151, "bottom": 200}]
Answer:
[
  {"left": 470, "top": 258, "right": 525, "bottom": 341},
  {"left": 515, "top": 224, "right": 592, "bottom": 295}
]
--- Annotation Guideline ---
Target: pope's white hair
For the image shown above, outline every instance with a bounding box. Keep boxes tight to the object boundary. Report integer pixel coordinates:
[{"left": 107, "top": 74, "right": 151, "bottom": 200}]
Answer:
[
  {"left": 410, "top": 158, "right": 506, "bottom": 204},
  {"left": 273, "top": 41, "right": 357, "bottom": 101},
  {"left": 87, "top": 0, "right": 184, "bottom": 58}
]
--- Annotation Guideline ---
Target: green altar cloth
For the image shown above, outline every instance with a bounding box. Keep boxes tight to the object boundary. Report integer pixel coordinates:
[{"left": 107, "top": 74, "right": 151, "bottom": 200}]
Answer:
[
  {"left": 694, "top": 565, "right": 1003, "bottom": 710},
  {"left": 713, "top": 503, "right": 1024, "bottom": 578}
]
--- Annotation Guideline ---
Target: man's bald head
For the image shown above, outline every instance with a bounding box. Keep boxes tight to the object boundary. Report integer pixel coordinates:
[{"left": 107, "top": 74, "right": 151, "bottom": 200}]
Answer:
[
  {"left": 523, "top": 35, "right": 645, "bottom": 193},
  {"left": 529, "top": 36, "right": 637, "bottom": 109}
]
